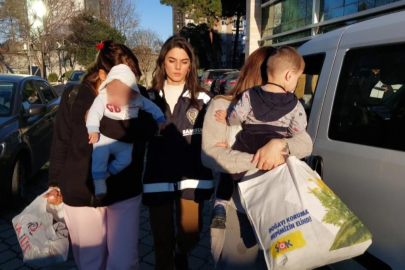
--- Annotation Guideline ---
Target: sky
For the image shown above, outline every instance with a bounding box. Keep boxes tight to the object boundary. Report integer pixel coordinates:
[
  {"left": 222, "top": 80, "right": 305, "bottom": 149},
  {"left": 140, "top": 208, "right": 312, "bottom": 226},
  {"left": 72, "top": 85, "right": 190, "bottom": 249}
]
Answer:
[{"left": 137, "top": 0, "right": 173, "bottom": 41}]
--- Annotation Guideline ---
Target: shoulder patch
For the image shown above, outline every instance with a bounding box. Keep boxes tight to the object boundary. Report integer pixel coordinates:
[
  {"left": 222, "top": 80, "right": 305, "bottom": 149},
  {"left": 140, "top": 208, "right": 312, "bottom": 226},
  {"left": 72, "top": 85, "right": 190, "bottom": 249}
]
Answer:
[{"left": 182, "top": 91, "right": 212, "bottom": 104}]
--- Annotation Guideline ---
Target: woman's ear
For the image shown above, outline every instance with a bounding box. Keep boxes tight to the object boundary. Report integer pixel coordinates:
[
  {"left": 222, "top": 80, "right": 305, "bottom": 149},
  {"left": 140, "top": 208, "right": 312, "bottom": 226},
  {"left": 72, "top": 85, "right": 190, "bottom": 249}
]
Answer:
[{"left": 99, "top": 69, "right": 107, "bottom": 82}]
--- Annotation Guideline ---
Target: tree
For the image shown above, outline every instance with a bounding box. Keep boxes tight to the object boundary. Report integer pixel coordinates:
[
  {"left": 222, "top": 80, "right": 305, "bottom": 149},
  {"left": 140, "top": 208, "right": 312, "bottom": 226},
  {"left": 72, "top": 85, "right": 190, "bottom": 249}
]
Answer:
[
  {"left": 221, "top": 0, "right": 246, "bottom": 68},
  {"left": 129, "top": 29, "right": 163, "bottom": 87},
  {"left": 179, "top": 23, "right": 222, "bottom": 69},
  {"left": 161, "top": 0, "right": 222, "bottom": 43},
  {"left": 0, "top": 0, "right": 77, "bottom": 77},
  {"left": 108, "top": 0, "right": 140, "bottom": 39},
  {"left": 67, "top": 13, "right": 125, "bottom": 67}
]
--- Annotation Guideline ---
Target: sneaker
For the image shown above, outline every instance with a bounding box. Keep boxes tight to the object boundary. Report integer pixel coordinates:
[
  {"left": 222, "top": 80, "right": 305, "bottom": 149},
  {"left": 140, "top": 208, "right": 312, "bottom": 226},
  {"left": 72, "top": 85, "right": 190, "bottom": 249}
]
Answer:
[
  {"left": 174, "top": 252, "right": 188, "bottom": 270},
  {"left": 94, "top": 178, "right": 107, "bottom": 200},
  {"left": 211, "top": 204, "right": 226, "bottom": 229}
]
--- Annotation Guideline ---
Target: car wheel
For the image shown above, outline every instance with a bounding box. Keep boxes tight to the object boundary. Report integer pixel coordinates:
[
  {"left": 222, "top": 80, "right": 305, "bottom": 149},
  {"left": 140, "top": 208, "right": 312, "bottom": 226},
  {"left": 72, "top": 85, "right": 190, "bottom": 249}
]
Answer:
[{"left": 11, "top": 158, "right": 26, "bottom": 205}]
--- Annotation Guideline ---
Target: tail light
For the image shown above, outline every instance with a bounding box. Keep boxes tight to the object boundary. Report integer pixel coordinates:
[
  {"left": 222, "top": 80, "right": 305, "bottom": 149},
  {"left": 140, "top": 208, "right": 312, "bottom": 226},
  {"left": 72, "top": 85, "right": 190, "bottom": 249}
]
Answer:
[
  {"left": 220, "top": 79, "right": 226, "bottom": 83},
  {"left": 205, "top": 79, "right": 213, "bottom": 84},
  {"left": 229, "top": 80, "right": 237, "bottom": 85}
]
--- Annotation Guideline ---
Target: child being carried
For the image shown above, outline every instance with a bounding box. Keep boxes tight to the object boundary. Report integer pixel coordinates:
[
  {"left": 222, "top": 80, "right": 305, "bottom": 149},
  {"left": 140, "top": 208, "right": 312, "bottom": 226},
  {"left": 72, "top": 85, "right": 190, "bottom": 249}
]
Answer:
[
  {"left": 211, "top": 46, "right": 308, "bottom": 229},
  {"left": 87, "top": 64, "right": 166, "bottom": 199}
]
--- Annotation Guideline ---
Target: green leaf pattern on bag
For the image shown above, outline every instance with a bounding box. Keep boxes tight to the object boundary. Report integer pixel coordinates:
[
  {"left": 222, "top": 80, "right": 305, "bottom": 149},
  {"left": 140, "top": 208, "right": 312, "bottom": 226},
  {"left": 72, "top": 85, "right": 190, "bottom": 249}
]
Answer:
[{"left": 308, "top": 178, "right": 372, "bottom": 251}]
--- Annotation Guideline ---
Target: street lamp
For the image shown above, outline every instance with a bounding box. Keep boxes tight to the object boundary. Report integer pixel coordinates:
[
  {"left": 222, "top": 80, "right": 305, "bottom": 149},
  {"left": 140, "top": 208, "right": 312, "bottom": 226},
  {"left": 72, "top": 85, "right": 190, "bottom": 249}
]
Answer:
[
  {"left": 27, "top": 0, "right": 47, "bottom": 77},
  {"left": 32, "top": 1, "right": 46, "bottom": 18},
  {"left": 23, "top": 42, "right": 32, "bottom": 75}
]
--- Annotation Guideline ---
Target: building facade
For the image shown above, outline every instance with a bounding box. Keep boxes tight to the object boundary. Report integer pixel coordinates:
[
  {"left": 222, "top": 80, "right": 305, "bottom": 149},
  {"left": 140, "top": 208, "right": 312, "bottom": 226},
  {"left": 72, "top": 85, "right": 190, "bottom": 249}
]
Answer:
[
  {"left": 246, "top": 0, "right": 405, "bottom": 58},
  {"left": 172, "top": 7, "right": 246, "bottom": 68}
]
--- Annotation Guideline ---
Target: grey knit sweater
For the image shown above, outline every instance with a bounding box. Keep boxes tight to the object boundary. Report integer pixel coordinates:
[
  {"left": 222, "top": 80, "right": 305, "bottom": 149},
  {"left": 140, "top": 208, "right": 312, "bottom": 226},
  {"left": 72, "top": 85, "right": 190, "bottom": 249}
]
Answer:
[{"left": 202, "top": 96, "right": 313, "bottom": 174}]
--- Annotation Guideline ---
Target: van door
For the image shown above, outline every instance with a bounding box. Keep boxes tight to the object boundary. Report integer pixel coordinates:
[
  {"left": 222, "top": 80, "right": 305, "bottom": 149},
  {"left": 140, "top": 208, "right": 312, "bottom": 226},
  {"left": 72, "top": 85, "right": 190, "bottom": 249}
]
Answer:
[{"left": 312, "top": 43, "right": 405, "bottom": 269}]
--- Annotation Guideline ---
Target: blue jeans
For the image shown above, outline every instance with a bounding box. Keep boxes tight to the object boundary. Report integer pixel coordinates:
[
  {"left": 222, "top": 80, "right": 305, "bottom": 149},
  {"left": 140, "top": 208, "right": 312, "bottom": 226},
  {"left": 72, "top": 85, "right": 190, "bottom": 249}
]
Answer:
[{"left": 92, "top": 134, "right": 133, "bottom": 179}]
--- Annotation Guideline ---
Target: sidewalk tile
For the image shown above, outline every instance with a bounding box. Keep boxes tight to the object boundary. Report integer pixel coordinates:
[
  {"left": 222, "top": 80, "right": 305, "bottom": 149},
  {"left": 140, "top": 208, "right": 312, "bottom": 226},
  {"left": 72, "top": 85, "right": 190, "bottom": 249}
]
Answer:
[
  {"left": 0, "top": 250, "right": 17, "bottom": 264},
  {"left": 0, "top": 258, "right": 25, "bottom": 269}
]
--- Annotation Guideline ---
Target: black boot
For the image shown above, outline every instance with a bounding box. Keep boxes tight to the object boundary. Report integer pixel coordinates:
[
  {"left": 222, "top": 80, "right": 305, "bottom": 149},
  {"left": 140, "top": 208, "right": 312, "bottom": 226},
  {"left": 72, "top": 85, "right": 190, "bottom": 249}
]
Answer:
[{"left": 174, "top": 252, "right": 189, "bottom": 270}]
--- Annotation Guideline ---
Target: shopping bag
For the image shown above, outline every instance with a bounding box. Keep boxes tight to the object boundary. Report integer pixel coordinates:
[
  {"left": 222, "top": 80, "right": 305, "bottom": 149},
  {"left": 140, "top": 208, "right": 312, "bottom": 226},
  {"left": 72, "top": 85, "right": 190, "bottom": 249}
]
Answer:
[
  {"left": 12, "top": 191, "right": 69, "bottom": 268},
  {"left": 238, "top": 156, "right": 372, "bottom": 270}
]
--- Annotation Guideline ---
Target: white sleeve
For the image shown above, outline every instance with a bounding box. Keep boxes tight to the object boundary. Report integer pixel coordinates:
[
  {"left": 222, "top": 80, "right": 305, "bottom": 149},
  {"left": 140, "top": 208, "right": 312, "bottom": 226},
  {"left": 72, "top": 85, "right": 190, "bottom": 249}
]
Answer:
[
  {"left": 86, "top": 95, "right": 105, "bottom": 133},
  {"left": 142, "top": 97, "right": 166, "bottom": 123}
]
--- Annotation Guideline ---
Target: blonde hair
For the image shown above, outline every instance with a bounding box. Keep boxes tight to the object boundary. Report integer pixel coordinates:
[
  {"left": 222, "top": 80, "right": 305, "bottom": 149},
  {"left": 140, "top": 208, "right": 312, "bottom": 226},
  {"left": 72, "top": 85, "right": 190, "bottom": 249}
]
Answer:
[
  {"left": 267, "top": 46, "right": 305, "bottom": 76},
  {"left": 228, "top": 46, "right": 277, "bottom": 101}
]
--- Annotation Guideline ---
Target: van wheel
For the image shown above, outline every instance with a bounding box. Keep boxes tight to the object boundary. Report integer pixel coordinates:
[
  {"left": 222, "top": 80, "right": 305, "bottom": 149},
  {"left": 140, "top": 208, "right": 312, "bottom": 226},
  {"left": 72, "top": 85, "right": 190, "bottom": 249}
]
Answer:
[{"left": 11, "top": 158, "right": 26, "bottom": 205}]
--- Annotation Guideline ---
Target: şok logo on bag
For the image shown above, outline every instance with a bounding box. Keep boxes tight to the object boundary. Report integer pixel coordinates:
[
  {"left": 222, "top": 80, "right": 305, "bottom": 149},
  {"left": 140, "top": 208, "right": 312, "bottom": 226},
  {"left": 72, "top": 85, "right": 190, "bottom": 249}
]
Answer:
[{"left": 270, "top": 231, "right": 306, "bottom": 258}]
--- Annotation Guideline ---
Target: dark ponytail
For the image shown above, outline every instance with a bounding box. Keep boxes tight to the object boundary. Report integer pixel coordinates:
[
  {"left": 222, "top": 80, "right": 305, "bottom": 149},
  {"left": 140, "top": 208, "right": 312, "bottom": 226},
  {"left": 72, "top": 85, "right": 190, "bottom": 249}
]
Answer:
[{"left": 83, "top": 40, "right": 142, "bottom": 90}]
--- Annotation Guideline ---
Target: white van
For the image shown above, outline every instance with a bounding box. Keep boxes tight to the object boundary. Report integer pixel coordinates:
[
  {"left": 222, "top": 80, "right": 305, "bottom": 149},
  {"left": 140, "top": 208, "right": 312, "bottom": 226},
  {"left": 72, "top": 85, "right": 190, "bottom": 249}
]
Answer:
[{"left": 297, "top": 10, "right": 405, "bottom": 270}]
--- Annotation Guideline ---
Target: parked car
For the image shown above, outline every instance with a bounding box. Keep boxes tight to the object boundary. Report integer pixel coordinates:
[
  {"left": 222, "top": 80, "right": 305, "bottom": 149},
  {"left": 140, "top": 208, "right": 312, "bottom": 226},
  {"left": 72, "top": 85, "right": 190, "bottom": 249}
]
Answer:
[
  {"left": 297, "top": 11, "right": 405, "bottom": 270},
  {"left": 200, "top": 69, "right": 237, "bottom": 91},
  {"left": 0, "top": 74, "right": 60, "bottom": 204},
  {"left": 64, "top": 70, "right": 85, "bottom": 89},
  {"left": 198, "top": 72, "right": 204, "bottom": 84},
  {"left": 213, "top": 71, "right": 239, "bottom": 95},
  {"left": 224, "top": 72, "right": 240, "bottom": 94}
]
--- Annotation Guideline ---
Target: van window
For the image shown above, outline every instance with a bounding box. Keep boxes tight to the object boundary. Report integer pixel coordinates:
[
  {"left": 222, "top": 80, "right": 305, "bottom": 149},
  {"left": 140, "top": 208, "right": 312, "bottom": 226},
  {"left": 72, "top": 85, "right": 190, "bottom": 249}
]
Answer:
[
  {"left": 329, "top": 44, "right": 405, "bottom": 151},
  {"left": 295, "top": 53, "right": 325, "bottom": 119}
]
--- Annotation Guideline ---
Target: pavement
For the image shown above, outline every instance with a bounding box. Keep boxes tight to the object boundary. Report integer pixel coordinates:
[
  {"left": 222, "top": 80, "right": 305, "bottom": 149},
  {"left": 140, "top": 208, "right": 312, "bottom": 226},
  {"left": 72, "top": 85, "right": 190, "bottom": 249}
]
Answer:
[
  {"left": 0, "top": 163, "right": 365, "bottom": 270},
  {"left": 0, "top": 164, "right": 216, "bottom": 270}
]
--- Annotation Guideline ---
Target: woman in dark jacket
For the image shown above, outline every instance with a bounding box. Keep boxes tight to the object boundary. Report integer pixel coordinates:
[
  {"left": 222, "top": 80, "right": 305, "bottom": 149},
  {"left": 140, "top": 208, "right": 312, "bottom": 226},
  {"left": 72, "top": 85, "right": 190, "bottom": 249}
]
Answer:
[
  {"left": 142, "top": 36, "right": 214, "bottom": 270},
  {"left": 45, "top": 40, "right": 156, "bottom": 270}
]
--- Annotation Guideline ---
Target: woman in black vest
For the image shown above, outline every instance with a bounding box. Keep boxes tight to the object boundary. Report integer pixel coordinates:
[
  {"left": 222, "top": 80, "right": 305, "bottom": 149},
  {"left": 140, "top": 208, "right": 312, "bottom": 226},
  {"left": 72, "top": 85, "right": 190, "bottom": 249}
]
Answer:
[{"left": 143, "top": 36, "right": 213, "bottom": 270}]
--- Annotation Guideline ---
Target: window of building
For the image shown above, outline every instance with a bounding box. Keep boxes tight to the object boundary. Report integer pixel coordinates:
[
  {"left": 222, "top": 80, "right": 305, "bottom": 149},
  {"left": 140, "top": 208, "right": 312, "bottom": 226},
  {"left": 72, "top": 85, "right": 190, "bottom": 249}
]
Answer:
[
  {"left": 295, "top": 53, "right": 325, "bottom": 119},
  {"left": 320, "top": 0, "right": 402, "bottom": 21},
  {"left": 34, "top": 80, "right": 57, "bottom": 104},
  {"left": 232, "top": 19, "right": 244, "bottom": 29},
  {"left": 329, "top": 43, "right": 405, "bottom": 152},
  {"left": 261, "top": 0, "right": 313, "bottom": 38}
]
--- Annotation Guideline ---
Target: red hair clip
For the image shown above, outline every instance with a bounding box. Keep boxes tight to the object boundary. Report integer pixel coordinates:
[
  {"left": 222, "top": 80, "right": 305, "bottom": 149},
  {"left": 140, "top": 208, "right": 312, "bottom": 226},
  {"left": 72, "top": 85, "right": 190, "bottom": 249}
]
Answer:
[{"left": 96, "top": 40, "right": 104, "bottom": 50}]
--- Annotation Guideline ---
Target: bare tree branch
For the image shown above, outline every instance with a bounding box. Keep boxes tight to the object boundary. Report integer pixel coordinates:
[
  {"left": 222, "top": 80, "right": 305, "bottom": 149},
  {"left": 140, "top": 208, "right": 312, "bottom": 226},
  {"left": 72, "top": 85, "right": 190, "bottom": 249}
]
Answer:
[
  {"left": 129, "top": 29, "right": 163, "bottom": 87},
  {"left": 109, "top": 0, "right": 140, "bottom": 39}
]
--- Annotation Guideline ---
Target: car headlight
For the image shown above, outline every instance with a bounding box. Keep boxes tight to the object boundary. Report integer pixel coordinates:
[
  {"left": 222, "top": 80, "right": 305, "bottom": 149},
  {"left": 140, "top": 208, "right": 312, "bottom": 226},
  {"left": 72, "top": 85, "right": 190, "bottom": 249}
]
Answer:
[{"left": 0, "top": 142, "right": 6, "bottom": 158}]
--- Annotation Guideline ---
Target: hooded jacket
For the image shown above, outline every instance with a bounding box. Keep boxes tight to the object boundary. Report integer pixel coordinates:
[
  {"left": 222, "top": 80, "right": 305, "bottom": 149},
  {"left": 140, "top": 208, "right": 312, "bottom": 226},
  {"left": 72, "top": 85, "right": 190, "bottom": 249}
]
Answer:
[{"left": 142, "top": 86, "right": 214, "bottom": 206}]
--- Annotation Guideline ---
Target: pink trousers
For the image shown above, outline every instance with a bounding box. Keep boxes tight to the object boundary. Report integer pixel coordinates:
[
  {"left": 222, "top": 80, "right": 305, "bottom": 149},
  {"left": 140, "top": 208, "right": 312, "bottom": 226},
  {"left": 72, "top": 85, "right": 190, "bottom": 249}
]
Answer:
[{"left": 64, "top": 195, "right": 141, "bottom": 270}]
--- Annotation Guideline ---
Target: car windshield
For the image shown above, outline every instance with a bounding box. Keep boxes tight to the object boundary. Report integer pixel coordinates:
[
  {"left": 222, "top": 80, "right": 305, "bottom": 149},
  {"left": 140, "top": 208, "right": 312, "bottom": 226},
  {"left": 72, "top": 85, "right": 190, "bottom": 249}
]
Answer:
[
  {"left": 70, "top": 72, "right": 84, "bottom": 81},
  {"left": 0, "top": 81, "right": 16, "bottom": 116}
]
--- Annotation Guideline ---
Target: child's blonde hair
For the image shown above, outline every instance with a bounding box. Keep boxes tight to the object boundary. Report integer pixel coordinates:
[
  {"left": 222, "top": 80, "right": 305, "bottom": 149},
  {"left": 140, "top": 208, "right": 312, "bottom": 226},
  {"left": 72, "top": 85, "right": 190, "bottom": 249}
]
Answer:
[{"left": 267, "top": 46, "right": 305, "bottom": 76}]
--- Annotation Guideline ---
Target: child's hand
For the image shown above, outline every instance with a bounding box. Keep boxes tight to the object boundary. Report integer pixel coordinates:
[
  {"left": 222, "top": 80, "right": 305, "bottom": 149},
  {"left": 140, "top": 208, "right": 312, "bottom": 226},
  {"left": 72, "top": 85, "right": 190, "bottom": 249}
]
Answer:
[
  {"left": 157, "top": 122, "right": 167, "bottom": 132},
  {"left": 215, "top": 110, "right": 227, "bottom": 125},
  {"left": 215, "top": 141, "right": 228, "bottom": 148},
  {"left": 89, "top": 132, "right": 99, "bottom": 144}
]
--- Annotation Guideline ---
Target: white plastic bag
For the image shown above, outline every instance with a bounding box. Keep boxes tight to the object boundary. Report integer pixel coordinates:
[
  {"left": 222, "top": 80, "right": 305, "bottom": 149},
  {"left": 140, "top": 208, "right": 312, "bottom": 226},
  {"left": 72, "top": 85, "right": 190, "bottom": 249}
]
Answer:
[
  {"left": 12, "top": 191, "right": 69, "bottom": 268},
  {"left": 238, "top": 156, "right": 372, "bottom": 270}
]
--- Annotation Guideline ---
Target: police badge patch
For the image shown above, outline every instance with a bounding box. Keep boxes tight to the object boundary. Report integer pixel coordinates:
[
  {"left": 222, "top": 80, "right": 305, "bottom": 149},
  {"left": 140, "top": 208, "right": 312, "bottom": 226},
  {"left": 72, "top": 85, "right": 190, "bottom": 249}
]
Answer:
[{"left": 186, "top": 108, "right": 199, "bottom": 125}]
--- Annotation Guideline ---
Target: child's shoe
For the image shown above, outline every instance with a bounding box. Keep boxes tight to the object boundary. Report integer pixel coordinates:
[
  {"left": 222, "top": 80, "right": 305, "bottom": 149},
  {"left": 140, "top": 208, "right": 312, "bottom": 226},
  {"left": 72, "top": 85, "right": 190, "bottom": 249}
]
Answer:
[
  {"left": 94, "top": 178, "right": 107, "bottom": 199},
  {"left": 211, "top": 204, "right": 227, "bottom": 229}
]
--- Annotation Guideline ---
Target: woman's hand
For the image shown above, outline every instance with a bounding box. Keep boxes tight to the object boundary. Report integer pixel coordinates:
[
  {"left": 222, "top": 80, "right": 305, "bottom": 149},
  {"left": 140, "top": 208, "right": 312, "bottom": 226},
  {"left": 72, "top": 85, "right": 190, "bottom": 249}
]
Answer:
[
  {"left": 43, "top": 188, "right": 63, "bottom": 205},
  {"left": 252, "top": 139, "right": 289, "bottom": 171},
  {"left": 214, "top": 110, "right": 227, "bottom": 125},
  {"left": 215, "top": 141, "right": 228, "bottom": 148}
]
